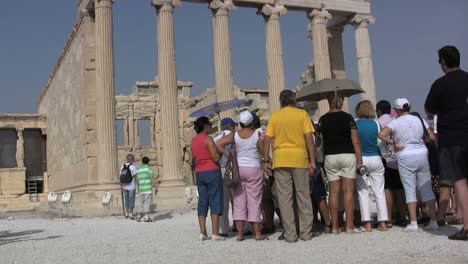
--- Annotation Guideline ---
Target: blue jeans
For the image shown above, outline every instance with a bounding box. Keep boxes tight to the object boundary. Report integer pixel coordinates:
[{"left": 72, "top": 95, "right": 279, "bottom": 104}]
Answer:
[
  {"left": 196, "top": 169, "right": 223, "bottom": 217},
  {"left": 124, "top": 189, "right": 136, "bottom": 209}
]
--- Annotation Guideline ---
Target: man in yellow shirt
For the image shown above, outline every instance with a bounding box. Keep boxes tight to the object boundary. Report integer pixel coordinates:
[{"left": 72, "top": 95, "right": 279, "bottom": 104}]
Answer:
[{"left": 264, "top": 90, "right": 317, "bottom": 243}]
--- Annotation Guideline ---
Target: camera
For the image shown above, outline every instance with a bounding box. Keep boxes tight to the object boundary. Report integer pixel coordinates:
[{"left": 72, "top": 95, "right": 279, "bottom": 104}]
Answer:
[{"left": 356, "top": 166, "right": 369, "bottom": 176}]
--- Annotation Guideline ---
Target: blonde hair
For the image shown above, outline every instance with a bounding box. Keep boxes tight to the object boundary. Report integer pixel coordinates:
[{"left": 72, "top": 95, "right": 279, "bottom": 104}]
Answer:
[
  {"left": 356, "top": 100, "right": 376, "bottom": 119},
  {"left": 327, "top": 94, "right": 344, "bottom": 109}
]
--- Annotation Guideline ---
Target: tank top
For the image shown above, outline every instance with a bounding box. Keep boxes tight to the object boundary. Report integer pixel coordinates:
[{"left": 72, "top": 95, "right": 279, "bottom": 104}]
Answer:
[
  {"left": 192, "top": 133, "right": 220, "bottom": 172},
  {"left": 235, "top": 131, "right": 261, "bottom": 168}
]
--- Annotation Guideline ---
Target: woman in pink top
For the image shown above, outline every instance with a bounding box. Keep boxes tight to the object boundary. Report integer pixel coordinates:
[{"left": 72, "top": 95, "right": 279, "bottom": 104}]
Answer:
[
  {"left": 217, "top": 111, "right": 266, "bottom": 241},
  {"left": 191, "top": 117, "right": 224, "bottom": 241}
]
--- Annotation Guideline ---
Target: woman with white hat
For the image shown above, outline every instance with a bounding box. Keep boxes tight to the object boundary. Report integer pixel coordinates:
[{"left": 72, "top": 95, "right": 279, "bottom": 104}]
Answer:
[
  {"left": 379, "top": 98, "right": 438, "bottom": 232},
  {"left": 217, "top": 110, "right": 266, "bottom": 241}
]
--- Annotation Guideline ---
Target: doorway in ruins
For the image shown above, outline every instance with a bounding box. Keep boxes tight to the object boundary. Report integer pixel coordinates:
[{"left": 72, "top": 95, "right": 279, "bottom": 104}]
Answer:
[{"left": 23, "top": 129, "right": 47, "bottom": 194}]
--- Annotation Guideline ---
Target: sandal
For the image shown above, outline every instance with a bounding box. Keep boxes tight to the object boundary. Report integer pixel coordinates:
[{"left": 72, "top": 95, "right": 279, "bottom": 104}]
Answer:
[
  {"left": 346, "top": 227, "right": 361, "bottom": 234},
  {"left": 324, "top": 224, "right": 332, "bottom": 234},
  {"left": 255, "top": 236, "right": 269, "bottom": 241},
  {"left": 332, "top": 229, "right": 341, "bottom": 235},
  {"left": 236, "top": 237, "right": 244, "bottom": 241}
]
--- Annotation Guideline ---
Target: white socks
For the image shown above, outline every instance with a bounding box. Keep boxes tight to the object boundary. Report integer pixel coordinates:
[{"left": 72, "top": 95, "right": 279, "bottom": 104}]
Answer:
[{"left": 403, "top": 221, "right": 418, "bottom": 232}]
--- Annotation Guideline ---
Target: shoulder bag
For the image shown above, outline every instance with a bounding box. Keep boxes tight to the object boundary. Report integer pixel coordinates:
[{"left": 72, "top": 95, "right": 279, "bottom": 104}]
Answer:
[{"left": 416, "top": 116, "right": 440, "bottom": 176}]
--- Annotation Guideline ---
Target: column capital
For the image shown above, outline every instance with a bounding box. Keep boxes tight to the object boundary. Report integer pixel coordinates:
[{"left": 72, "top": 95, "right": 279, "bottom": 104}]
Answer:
[
  {"left": 308, "top": 9, "right": 332, "bottom": 25},
  {"left": 350, "top": 14, "right": 376, "bottom": 29},
  {"left": 209, "top": 0, "right": 236, "bottom": 12},
  {"left": 94, "top": 0, "right": 113, "bottom": 8},
  {"left": 16, "top": 127, "right": 24, "bottom": 133},
  {"left": 152, "top": 0, "right": 182, "bottom": 10},
  {"left": 260, "top": 4, "right": 287, "bottom": 18}
]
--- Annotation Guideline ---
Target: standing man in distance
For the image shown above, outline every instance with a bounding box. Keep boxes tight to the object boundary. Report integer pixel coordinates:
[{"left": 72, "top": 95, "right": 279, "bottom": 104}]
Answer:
[
  {"left": 425, "top": 45, "right": 468, "bottom": 241},
  {"left": 263, "top": 90, "right": 317, "bottom": 243}
]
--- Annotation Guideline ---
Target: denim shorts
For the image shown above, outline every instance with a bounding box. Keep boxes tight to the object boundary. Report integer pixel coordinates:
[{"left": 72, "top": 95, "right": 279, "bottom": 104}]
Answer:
[
  {"left": 124, "top": 189, "right": 136, "bottom": 208},
  {"left": 196, "top": 169, "right": 223, "bottom": 217}
]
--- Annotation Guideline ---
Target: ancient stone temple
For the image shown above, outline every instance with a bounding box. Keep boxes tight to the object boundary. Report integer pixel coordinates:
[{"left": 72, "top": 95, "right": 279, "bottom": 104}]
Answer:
[{"left": 0, "top": 0, "right": 377, "bottom": 216}]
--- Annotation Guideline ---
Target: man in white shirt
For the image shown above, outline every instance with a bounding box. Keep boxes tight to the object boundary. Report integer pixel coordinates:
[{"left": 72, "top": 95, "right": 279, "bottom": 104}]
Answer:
[
  {"left": 213, "top": 118, "right": 236, "bottom": 236},
  {"left": 121, "top": 154, "right": 138, "bottom": 219}
]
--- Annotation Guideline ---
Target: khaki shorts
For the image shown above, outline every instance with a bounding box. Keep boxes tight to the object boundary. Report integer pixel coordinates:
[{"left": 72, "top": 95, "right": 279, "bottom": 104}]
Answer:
[
  {"left": 324, "top": 154, "right": 357, "bottom": 182},
  {"left": 138, "top": 193, "right": 153, "bottom": 213}
]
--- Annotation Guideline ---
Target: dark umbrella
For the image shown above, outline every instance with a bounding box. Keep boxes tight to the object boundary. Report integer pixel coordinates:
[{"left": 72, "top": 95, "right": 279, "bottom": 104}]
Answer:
[
  {"left": 189, "top": 99, "right": 247, "bottom": 131},
  {"left": 296, "top": 79, "right": 364, "bottom": 102}
]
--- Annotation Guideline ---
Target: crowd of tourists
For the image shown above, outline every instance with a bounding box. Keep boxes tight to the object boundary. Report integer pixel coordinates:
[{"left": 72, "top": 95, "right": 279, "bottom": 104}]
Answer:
[{"left": 190, "top": 45, "right": 468, "bottom": 242}]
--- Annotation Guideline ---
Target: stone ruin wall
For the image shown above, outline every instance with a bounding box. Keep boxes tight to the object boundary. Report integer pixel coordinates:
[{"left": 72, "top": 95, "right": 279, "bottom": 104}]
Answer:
[
  {"left": 37, "top": 13, "right": 98, "bottom": 192},
  {"left": 117, "top": 84, "right": 271, "bottom": 185}
]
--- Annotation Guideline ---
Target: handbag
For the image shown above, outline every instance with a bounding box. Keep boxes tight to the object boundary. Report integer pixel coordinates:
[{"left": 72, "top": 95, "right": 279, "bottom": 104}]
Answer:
[
  {"left": 415, "top": 115, "right": 440, "bottom": 176},
  {"left": 374, "top": 120, "right": 391, "bottom": 158},
  {"left": 223, "top": 135, "right": 240, "bottom": 187}
]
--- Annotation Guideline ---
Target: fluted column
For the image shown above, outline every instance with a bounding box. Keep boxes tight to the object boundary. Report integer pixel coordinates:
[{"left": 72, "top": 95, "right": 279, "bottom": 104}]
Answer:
[
  {"left": 94, "top": 0, "right": 118, "bottom": 182},
  {"left": 328, "top": 26, "right": 349, "bottom": 112},
  {"left": 152, "top": 0, "right": 185, "bottom": 187},
  {"left": 128, "top": 103, "right": 135, "bottom": 147},
  {"left": 260, "top": 4, "right": 287, "bottom": 113},
  {"left": 308, "top": 9, "right": 332, "bottom": 119},
  {"left": 16, "top": 128, "right": 24, "bottom": 168},
  {"left": 123, "top": 118, "right": 129, "bottom": 146},
  {"left": 210, "top": 0, "right": 236, "bottom": 118},
  {"left": 351, "top": 14, "right": 377, "bottom": 105},
  {"left": 150, "top": 116, "right": 156, "bottom": 147}
]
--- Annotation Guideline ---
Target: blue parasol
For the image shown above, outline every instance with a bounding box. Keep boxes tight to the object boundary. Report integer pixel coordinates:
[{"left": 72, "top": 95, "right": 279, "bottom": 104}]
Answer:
[{"left": 189, "top": 99, "right": 247, "bottom": 131}]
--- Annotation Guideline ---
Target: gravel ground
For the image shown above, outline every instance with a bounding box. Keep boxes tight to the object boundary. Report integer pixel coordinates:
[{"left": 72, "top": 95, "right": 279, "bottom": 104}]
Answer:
[{"left": 0, "top": 211, "right": 467, "bottom": 264}]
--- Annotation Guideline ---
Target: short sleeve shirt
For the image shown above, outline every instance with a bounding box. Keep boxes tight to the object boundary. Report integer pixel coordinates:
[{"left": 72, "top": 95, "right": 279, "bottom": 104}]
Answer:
[
  {"left": 319, "top": 111, "right": 356, "bottom": 155},
  {"left": 386, "top": 114, "right": 429, "bottom": 156},
  {"left": 121, "top": 163, "right": 138, "bottom": 191},
  {"left": 425, "top": 70, "right": 468, "bottom": 147},
  {"left": 266, "top": 106, "right": 314, "bottom": 169},
  {"left": 356, "top": 119, "right": 380, "bottom": 157}
]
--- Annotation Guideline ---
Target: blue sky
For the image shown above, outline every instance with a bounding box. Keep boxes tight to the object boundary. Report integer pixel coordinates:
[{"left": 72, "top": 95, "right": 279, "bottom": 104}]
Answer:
[{"left": 0, "top": 0, "right": 467, "bottom": 115}]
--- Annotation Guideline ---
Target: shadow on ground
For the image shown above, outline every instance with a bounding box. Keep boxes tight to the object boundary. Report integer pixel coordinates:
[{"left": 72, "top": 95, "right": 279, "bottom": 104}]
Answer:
[
  {"left": 0, "top": 229, "right": 61, "bottom": 245},
  {"left": 152, "top": 212, "right": 173, "bottom": 221}
]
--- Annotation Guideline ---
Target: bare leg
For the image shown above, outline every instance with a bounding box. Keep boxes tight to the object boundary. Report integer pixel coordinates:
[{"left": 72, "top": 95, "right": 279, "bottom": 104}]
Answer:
[
  {"left": 318, "top": 199, "right": 332, "bottom": 227},
  {"left": 424, "top": 200, "right": 437, "bottom": 221},
  {"left": 236, "top": 221, "right": 245, "bottom": 240},
  {"left": 437, "top": 187, "right": 450, "bottom": 221},
  {"left": 453, "top": 179, "right": 468, "bottom": 231},
  {"left": 407, "top": 202, "right": 417, "bottom": 223},
  {"left": 211, "top": 214, "right": 220, "bottom": 236},
  {"left": 198, "top": 216, "right": 207, "bottom": 236},
  {"left": 385, "top": 189, "right": 393, "bottom": 224},
  {"left": 329, "top": 180, "right": 341, "bottom": 231},
  {"left": 253, "top": 222, "right": 264, "bottom": 239},
  {"left": 342, "top": 178, "right": 355, "bottom": 231}
]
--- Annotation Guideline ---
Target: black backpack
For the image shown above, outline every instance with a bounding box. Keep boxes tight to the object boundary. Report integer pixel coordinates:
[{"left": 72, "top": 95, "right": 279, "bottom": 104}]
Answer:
[{"left": 120, "top": 164, "right": 133, "bottom": 184}]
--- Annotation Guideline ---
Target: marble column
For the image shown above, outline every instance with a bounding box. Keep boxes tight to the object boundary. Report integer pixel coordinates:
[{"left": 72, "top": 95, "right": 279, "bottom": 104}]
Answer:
[
  {"left": 328, "top": 26, "right": 349, "bottom": 112},
  {"left": 152, "top": 0, "right": 185, "bottom": 187},
  {"left": 135, "top": 118, "right": 140, "bottom": 146},
  {"left": 260, "top": 4, "right": 287, "bottom": 113},
  {"left": 123, "top": 118, "right": 129, "bottom": 146},
  {"left": 16, "top": 128, "right": 24, "bottom": 168},
  {"left": 351, "top": 14, "right": 377, "bottom": 105},
  {"left": 128, "top": 103, "right": 135, "bottom": 147},
  {"left": 94, "top": 0, "right": 118, "bottom": 182},
  {"left": 150, "top": 117, "right": 156, "bottom": 147},
  {"left": 210, "top": 0, "right": 236, "bottom": 118},
  {"left": 308, "top": 9, "right": 332, "bottom": 119}
]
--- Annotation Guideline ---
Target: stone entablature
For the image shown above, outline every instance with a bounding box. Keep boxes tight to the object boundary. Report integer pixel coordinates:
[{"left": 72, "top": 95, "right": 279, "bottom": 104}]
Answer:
[{"left": 0, "top": 114, "right": 47, "bottom": 131}]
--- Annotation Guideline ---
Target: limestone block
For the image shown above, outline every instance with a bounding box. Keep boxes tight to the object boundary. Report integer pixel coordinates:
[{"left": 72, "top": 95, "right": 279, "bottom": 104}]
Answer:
[{"left": 0, "top": 168, "right": 26, "bottom": 195}]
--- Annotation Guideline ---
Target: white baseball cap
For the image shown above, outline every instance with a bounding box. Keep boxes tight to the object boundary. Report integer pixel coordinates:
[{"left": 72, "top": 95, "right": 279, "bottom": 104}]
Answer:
[
  {"left": 239, "top": 110, "right": 253, "bottom": 125},
  {"left": 394, "top": 98, "right": 410, "bottom": 110}
]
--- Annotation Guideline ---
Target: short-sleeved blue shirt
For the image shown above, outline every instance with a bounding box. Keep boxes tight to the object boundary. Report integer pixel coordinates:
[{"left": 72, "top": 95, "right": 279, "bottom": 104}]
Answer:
[{"left": 356, "top": 118, "right": 380, "bottom": 157}]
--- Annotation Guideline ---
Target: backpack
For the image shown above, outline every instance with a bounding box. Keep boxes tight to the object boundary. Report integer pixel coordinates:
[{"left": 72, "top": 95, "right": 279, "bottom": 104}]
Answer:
[{"left": 120, "top": 164, "right": 133, "bottom": 184}]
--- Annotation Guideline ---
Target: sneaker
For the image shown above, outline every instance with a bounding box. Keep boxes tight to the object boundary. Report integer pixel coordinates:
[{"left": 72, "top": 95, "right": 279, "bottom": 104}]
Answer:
[
  {"left": 199, "top": 234, "right": 210, "bottom": 241},
  {"left": 403, "top": 224, "right": 418, "bottom": 232},
  {"left": 211, "top": 235, "right": 226, "bottom": 241},
  {"left": 125, "top": 213, "right": 129, "bottom": 219},
  {"left": 424, "top": 220, "right": 439, "bottom": 231},
  {"left": 448, "top": 228, "right": 468, "bottom": 241},
  {"left": 128, "top": 213, "right": 135, "bottom": 220}
]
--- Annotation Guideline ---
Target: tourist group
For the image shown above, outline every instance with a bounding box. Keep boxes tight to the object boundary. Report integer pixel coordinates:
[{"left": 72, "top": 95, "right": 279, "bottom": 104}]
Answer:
[{"left": 190, "top": 45, "right": 468, "bottom": 242}]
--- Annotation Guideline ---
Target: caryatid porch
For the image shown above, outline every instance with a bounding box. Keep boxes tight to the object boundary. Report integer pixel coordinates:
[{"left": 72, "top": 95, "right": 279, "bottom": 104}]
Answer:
[{"left": 79, "top": 0, "right": 377, "bottom": 209}]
